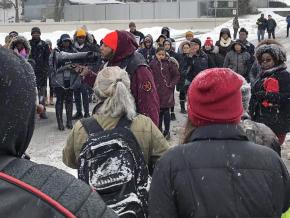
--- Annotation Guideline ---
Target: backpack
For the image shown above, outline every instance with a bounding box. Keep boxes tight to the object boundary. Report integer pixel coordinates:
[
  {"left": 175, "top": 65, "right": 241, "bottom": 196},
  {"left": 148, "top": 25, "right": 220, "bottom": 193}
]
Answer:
[{"left": 78, "top": 117, "right": 150, "bottom": 218}]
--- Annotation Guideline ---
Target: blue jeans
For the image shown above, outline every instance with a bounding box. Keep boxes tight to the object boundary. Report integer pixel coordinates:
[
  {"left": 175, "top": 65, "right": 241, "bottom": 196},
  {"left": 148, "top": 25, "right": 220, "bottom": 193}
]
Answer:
[
  {"left": 74, "top": 84, "right": 90, "bottom": 115},
  {"left": 257, "top": 29, "right": 265, "bottom": 42}
]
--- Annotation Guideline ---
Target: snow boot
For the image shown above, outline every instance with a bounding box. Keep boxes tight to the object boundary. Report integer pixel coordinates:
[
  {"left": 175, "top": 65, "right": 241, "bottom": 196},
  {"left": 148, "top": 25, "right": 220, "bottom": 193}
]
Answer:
[
  {"left": 84, "top": 113, "right": 90, "bottom": 118},
  {"left": 170, "top": 112, "right": 176, "bottom": 121}
]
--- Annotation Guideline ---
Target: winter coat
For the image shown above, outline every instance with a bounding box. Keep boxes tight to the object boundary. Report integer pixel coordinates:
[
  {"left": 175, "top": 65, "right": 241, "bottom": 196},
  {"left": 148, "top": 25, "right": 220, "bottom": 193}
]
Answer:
[
  {"left": 233, "top": 18, "right": 240, "bottom": 29},
  {"left": 249, "top": 64, "right": 290, "bottom": 134},
  {"left": 240, "top": 114, "right": 281, "bottom": 155},
  {"left": 9, "top": 36, "right": 31, "bottom": 59},
  {"left": 101, "top": 30, "right": 160, "bottom": 126},
  {"left": 186, "top": 50, "right": 208, "bottom": 82},
  {"left": 149, "top": 124, "right": 290, "bottom": 218},
  {"left": 240, "top": 40, "right": 255, "bottom": 65},
  {"left": 49, "top": 45, "right": 82, "bottom": 90},
  {"left": 177, "top": 53, "right": 190, "bottom": 92},
  {"left": 0, "top": 47, "right": 117, "bottom": 218},
  {"left": 223, "top": 44, "right": 251, "bottom": 79},
  {"left": 29, "top": 39, "right": 50, "bottom": 87},
  {"left": 267, "top": 18, "right": 277, "bottom": 31},
  {"left": 149, "top": 57, "right": 180, "bottom": 108},
  {"left": 202, "top": 46, "right": 224, "bottom": 68},
  {"left": 130, "top": 30, "right": 145, "bottom": 45},
  {"left": 215, "top": 28, "right": 234, "bottom": 62},
  {"left": 256, "top": 17, "right": 268, "bottom": 30},
  {"left": 63, "top": 114, "right": 169, "bottom": 169},
  {"left": 138, "top": 34, "right": 156, "bottom": 64}
]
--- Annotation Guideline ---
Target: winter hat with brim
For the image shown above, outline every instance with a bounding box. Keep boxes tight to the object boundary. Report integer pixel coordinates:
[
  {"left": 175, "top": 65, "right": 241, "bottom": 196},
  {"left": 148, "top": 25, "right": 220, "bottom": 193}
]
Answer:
[
  {"left": 9, "top": 31, "right": 18, "bottom": 37},
  {"left": 256, "top": 44, "right": 287, "bottom": 64},
  {"left": 103, "top": 31, "right": 118, "bottom": 52},
  {"left": 190, "top": 38, "right": 201, "bottom": 47},
  {"left": 187, "top": 68, "right": 243, "bottom": 127},
  {"left": 31, "top": 27, "right": 41, "bottom": 35},
  {"left": 232, "top": 40, "right": 246, "bottom": 50}
]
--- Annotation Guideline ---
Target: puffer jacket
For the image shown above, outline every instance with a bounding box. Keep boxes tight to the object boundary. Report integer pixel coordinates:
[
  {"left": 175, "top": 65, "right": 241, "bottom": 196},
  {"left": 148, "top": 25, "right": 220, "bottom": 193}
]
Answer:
[
  {"left": 63, "top": 114, "right": 169, "bottom": 169},
  {"left": 149, "top": 124, "right": 290, "bottom": 218},
  {"left": 223, "top": 42, "right": 251, "bottom": 80},
  {"left": 202, "top": 46, "right": 224, "bottom": 68},
  {"left": 186, "top": 50, "right": 208, "bottom": 82},
  {"left": 249, "top": 64, "right": 290, "bottom": 134}
]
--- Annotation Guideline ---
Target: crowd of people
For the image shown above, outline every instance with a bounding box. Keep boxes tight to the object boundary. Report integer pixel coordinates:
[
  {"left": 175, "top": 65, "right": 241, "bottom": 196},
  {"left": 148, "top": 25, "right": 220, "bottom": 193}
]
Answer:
[{"left": 0, "top": 19, "right": 290, "bottom": 217}]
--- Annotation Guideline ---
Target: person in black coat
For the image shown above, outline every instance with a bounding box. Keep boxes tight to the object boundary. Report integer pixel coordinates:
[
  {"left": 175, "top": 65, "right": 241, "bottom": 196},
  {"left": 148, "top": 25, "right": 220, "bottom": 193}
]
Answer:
[
  {"left": 50, "top": 34, "right": 81, "bottom": 131},
  {"left": 149, "top": 68, "right": 290, "bottom": 218},
  {"left": 129, "top": 21, "right": 145, "bottom": 46},
  {"left": 185, "top": 38, "right": 208, "bottom": 86},
  {"left": 249, "top": 40, "right": 290, "bottom": 145},
  {"left": 72, "top": 28, "right": 100, "bottom": 119},
  {"left": 256, "top": 13, "right": 268, "bottom": 42},
  {"left": 215, "top": 28, "right": 234, "bottom": 63},
  {"left": 239, "top": 27, "right": 256, "bottom": 65},
  {"left": 29, "top": 27, "right": 50, "bottom": 119},
  {"left": 202, "top": 37, "right": 224, "bottom": 68},
  {"left": 267, "top": 15, "right": 277, "bottom": 39},
  {"left": 138, "top": 34, "right": 156, "bottom": 64},
  {"left": 0, "top": 47, "right": 117, "bottom": 218}
]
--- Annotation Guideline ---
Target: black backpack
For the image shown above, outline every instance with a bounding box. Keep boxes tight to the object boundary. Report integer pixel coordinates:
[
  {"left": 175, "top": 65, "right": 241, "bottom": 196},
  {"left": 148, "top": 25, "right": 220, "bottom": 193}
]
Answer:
[{"left": 78, "top": 117, "right": 150, "bottom": 218}]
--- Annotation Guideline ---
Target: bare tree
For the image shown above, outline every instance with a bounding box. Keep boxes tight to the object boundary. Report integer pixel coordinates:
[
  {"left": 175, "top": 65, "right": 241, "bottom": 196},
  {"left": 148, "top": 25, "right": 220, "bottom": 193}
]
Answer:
[{"left": 0, "top": 0, "right": 20, "bottom": 22}]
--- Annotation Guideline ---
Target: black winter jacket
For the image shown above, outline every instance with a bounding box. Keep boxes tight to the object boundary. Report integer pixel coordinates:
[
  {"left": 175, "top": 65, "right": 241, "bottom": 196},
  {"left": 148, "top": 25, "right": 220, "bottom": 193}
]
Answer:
[
  {"left": 0, "top": 157, "right": 118, "bottom": 218},
  {"left": 149, "top": 124, "right": 290, "bottom": 218},
  {"left": 249, "top": 64, "right": 290, "bottom": 134},
  {"left": 257, "top": 17, "right": 268, "bottom": 30},
  {"left": 177, "top": 53, "right": 190, "bottom": 92},
  {"left": 267, "top": 19, "right": 277, "bottom": 31},
  {"left": 139, "top": 47, "right": 156, "bottom": 64},
  {"left": 202, "top": 46, "right": 224, "bottom": 68},
  {"left": 29, "top": 39, "right": 50, "bottom": 87},
  {"left": 186, "top": 51, "right": 208, "bottom": 82}
]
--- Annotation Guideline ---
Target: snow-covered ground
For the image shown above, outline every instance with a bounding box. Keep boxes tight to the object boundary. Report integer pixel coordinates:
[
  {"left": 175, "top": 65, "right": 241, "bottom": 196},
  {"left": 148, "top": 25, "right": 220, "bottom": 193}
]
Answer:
[{"left": 23, "top": 8, "right": 290, "bottom": 175}]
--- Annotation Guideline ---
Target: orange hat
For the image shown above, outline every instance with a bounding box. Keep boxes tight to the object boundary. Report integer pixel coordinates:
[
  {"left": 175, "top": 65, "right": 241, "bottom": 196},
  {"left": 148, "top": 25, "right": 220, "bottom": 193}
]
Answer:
[
  {"left": 102, "top": 31, "right": 118, "bottom": 52},
  {"left": 76, "top": 28, "right": 87, "bottom": 37},
  {"left": 185, "top": 31, "right": 194, "bottom": 38}
]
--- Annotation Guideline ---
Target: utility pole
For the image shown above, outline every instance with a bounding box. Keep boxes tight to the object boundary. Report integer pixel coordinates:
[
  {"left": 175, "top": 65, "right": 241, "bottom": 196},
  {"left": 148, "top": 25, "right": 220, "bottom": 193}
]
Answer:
[
  {"left": 15, "top": 0, "right": 19, "bottom": 23},
  {"left": 214, "top": 0, "right": 217, "bottom": 27},
  {"left": 237, "top": 0, "right": 239, "bottom": 16}
]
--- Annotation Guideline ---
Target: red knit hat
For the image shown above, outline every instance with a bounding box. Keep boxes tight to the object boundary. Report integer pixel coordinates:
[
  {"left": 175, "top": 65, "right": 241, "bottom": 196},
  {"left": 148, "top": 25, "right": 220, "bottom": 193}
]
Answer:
[
  {"left": 102, "top": 31, "right": 118, "bottom": 52},
  {"left": 187, "top": 68, "right": 243, "bottom": 127},
  {"left": 204, "top": 37, "right": 213, "bottom": 46}
]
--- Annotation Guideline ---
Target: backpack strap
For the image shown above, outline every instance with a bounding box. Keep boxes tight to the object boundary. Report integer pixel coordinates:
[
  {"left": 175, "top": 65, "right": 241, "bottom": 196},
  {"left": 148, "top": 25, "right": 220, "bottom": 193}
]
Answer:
[
  {"left": 115, "top": 116, "right": 132, "bottom": 129},
  {"left": 80, "top": 117, "right": 103, "bottom": 135}
]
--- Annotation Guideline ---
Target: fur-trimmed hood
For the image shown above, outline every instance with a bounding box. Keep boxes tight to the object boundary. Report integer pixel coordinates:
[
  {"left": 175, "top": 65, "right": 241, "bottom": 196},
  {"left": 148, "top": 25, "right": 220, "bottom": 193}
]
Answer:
[{"left": 9, "top": 36, "right": 31, "bottom": 57}]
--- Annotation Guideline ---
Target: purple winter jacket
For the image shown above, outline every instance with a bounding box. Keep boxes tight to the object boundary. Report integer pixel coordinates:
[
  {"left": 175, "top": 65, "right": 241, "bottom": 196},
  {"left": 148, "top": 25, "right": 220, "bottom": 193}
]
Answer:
[{"left": 150, "top": 57, "right": 180, "bottom": 108}]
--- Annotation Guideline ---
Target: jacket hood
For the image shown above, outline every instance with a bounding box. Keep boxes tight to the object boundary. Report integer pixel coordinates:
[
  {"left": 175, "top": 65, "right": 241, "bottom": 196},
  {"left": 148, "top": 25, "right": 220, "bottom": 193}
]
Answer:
[
  {"left": 9, "top": 36, "right": 31, "bottom": 55},
  {"left": 164, "top": 38, "right": 172, "bottom": 49},
  {"left": 144, "top": 34, "right": 154, "bottom": 48},
  {"left": 110, "top": 30, "right": 138, "bottom": 64},
  {"left": 219, "top": 28, "right": 231, "bottom": 39},
  {"left": 156, "top": 34, "right": 167, "bottom": 43},
  {"left": 161, "top": 27, "right": 170, "bottom": 38},
  {"left": 231, "top": 40, "right": 247, "bottom": 52},
  {"left": 0, "top": 47, "right": 36, "bottom": 157},
  {"left": 178, "top": 40, "right": 191, "bottom": 54}
]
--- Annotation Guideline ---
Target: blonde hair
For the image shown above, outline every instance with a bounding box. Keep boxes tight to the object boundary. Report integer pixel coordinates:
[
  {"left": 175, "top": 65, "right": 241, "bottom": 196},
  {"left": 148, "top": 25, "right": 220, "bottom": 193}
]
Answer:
[{"left": 94, "top": 66, "right": 136, "bottom": 120}]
